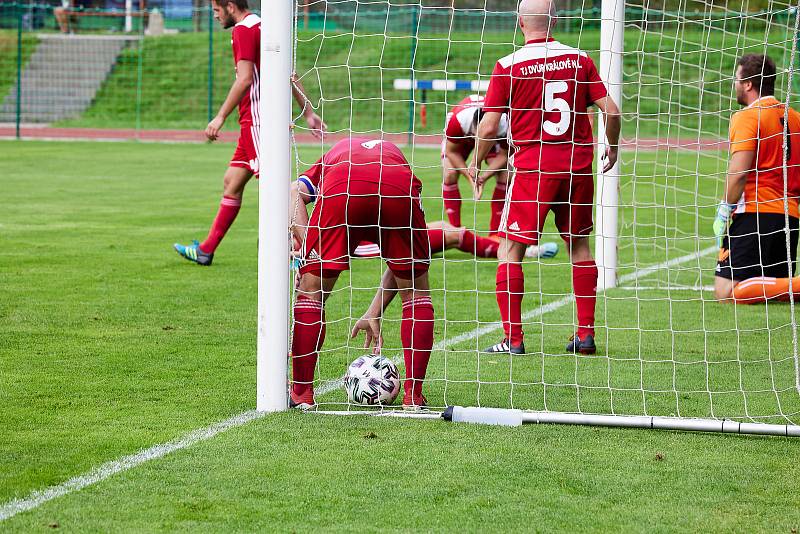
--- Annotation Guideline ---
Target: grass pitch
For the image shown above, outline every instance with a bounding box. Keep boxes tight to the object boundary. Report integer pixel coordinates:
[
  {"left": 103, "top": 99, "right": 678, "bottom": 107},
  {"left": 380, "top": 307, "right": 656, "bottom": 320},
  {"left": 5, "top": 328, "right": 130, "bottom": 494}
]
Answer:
[{"left": 2, "top": 140, "right": 799, "bottom": 531}]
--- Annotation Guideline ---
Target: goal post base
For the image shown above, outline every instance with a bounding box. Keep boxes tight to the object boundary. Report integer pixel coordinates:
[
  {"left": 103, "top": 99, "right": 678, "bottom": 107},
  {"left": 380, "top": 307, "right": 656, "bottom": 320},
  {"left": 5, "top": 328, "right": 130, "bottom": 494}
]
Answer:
[{"left": 309, "top": 408, "right": 800, "bottom": 437}]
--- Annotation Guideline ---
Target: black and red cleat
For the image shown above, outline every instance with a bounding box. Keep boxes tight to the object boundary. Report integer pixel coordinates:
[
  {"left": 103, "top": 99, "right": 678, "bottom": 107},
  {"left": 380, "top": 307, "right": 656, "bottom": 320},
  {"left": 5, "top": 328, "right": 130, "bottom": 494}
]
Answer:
[
  {"left": 566, "top": 334, "right": 597, "bottom": 355},
  {"left": 289, "top": 390, "right": 316, "bottom": 410}
]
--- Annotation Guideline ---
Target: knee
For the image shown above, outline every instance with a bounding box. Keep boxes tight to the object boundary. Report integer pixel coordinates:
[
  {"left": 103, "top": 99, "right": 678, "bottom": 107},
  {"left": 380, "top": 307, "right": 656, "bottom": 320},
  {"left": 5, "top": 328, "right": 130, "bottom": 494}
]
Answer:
[
  {"left": 222, "top": 174, "right": 247, "bottom": 197},
  {"left": 714, "top": 280, "right": 735, "bottom": 302},
  {"left": 442, "top": 168, "right": 459, "bottom": 185},
  {"left": 566, "top": 238, "right": 592, "bottom": 263}
]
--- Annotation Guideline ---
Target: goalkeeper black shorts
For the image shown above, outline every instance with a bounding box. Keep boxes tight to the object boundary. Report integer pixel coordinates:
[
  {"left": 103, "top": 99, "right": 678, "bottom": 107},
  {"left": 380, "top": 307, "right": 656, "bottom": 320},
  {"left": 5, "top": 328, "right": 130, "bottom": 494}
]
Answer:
[{"left": 716, "top": 213, "right": 799, "bottom": 281}]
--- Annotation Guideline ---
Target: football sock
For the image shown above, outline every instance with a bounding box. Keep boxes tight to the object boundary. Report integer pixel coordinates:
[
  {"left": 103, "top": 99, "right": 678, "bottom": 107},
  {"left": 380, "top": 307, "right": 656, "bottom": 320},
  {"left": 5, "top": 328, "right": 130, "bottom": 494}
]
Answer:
[
  {"left": 732, "top": 276, "right": 800, "bottom": 304},
  {"left": 489, "top": 182, "right": 507, "bottom": 234},
  {"left": 200, "top": 195, "right": 241, "bottom": 253},
  {"left": 573, "top": 260, "right": 598, "bottom": 338},
  {"left": 442, "top": 183, "right": 462, "bottom": 227},
  {"left": 496, "top": 262, "right": 524, "bottom": 346},
  {"left": 291, "top": 296, "right": 326, "bottom": 400},
  {"left": 427, "top": 227, "right": 446, "bottom": 255},
  {"left": 458, "top": 229, "right": 499, "bottom": 258},
  {"left": 401, "top": 296, "right": 434, "bottom": 400}
]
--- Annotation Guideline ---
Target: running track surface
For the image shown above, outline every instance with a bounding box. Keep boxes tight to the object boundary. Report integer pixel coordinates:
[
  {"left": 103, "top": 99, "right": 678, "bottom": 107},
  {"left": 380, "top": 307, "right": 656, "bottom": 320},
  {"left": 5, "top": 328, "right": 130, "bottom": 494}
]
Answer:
[{"left": 0, "top": 125, "right": 729, "bottom": 150}]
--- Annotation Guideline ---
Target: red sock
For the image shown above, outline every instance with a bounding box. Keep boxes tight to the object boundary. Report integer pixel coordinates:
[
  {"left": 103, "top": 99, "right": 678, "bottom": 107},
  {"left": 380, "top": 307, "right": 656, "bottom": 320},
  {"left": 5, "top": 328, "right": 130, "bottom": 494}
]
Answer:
[
  {"left": 572, "top": 260, "right": 598, "bottom": 338},
  {"left": 428, "top": 228, "right": 445, "bottom": 255},
  {"left": 442, "top": 183, "right": 462, "bottom": 227},
  {"left": 496, "top": 263, "right": 524, "bottom": 346},
  {"left": 458, "top": 229, "right": 499, "bottom": 258},
  {"left": 401, "top": 296, "right": 434, "bottom": 400},
  {"left": 489, "top": 182, "right": 507, "bottom": 234},
  {"left": 290, "top": 296, "right": 325, "bottom": 401},
  {"left": 200, "top": 195, "right": 241, "bottom": 253}
]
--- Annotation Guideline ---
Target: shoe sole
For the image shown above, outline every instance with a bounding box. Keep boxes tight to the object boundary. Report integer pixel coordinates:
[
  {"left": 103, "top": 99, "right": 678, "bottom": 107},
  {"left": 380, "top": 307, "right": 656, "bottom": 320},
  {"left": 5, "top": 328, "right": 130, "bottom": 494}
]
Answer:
[
  {"left": 175, "top": 251, "right": 213, "bottom": 266},
  {"left": 482, "top": 348, "right": 526, "bottom": 355},
  {"left": 289, "top": 401, "right": 316, "bottom": 410}
]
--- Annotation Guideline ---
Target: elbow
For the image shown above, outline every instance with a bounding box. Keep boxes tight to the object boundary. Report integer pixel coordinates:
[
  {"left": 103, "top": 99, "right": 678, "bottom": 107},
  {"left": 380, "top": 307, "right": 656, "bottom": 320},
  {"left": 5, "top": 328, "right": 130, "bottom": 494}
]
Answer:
[
  {"left": 607, "top": 101, "right": 621, "bottom": 122},
  {"left": 479, "top": 123, "right": 499, "bottom": 140}
]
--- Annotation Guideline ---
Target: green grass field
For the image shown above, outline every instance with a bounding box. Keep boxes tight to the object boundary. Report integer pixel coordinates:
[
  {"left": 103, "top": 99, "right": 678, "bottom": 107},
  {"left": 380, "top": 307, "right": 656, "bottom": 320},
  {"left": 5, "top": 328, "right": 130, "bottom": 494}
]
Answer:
[{"left": 2, "top": 140, "right": 799, "bottom": 530}]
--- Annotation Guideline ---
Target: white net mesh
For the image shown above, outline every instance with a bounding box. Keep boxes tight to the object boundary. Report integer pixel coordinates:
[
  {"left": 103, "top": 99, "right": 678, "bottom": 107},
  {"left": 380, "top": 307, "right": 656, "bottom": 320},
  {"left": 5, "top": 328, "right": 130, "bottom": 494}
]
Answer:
[{"left": 287, "top": 0, "right": 800, "bottom": 426}]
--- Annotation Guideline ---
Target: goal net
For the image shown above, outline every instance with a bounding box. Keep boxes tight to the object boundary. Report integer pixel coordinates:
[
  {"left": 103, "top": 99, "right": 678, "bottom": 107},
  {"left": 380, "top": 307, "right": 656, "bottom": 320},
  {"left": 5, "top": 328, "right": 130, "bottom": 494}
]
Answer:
[{"left": 262, "top": 0, "right": 800, "bottom": 433}]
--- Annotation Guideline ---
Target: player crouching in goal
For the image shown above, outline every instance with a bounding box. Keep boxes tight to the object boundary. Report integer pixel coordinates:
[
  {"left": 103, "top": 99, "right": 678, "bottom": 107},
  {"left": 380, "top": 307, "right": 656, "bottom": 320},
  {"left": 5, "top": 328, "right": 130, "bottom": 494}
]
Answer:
[
  {"left": 714, "top": 54, "right": 800, "bottom": 304},
  {"left": 289, "top": 138, "right": 434, "bottom": 410},
  {"left": 442, "top": 95, "right": 510, "bottom": 234}
]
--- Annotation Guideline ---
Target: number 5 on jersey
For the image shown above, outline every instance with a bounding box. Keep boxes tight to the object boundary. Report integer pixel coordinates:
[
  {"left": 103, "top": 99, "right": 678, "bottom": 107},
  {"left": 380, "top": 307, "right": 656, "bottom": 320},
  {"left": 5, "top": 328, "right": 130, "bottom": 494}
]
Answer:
[{"left": 543, "top": 80, "right": 571, "bottom": 136}]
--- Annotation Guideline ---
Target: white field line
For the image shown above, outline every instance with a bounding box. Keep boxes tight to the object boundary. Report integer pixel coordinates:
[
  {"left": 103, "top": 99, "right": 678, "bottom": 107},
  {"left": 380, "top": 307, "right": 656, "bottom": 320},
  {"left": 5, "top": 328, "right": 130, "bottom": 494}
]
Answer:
[
  {"left": 317, "top": 247, "right": 717, "bottom": 398},
  {"left": 0, "top": 245, "right": 716, "bottom": 521},
  {"left": 0, "top": 410, "right": 265, "bottom": 521}
]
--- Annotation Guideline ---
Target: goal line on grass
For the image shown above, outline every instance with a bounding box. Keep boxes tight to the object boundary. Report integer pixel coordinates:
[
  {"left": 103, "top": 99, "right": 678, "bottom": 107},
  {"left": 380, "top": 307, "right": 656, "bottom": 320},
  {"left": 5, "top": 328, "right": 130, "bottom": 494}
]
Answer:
[{"left": 0, "top": 245, "right": 718, "bottom": 523}]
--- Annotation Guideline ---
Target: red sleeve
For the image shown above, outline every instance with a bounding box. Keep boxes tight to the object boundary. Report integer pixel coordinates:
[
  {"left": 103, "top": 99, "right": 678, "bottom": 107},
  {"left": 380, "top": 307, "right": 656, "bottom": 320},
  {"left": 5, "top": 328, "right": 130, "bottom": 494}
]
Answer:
[
  {"left": 483, "top": 62, "right": 511, "bottom": 114},
  {"left": 583, "top": 56, "right": 608, "bottom": 104},
  {"left": 232, "top": 26, "right": 258, "bottom": 64},
  {"left": 298, "top": 157, "right": 323, "bottom": 200},
  {"left": 444, "top": 112, "right": 464, "bottom": 142}
]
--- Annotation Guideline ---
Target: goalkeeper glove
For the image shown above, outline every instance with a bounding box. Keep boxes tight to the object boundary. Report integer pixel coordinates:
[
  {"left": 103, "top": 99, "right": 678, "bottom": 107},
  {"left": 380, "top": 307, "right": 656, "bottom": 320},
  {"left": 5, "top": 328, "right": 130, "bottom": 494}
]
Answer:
[{"left": 713, "top": 201, "right": 737, "bottom": 249}]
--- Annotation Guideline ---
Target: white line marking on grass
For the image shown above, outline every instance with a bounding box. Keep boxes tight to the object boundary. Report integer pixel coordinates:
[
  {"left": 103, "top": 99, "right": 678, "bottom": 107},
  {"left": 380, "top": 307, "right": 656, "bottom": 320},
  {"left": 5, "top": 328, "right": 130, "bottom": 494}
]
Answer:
[
  {"left": 311, "top": 246, "right": 718, "bottom": 399},
  {"left": 0, "top": 410, "right": 265, "bottom": 522},
  {"left": 0, "top": 246, "right": 716, "bottom": 521}
]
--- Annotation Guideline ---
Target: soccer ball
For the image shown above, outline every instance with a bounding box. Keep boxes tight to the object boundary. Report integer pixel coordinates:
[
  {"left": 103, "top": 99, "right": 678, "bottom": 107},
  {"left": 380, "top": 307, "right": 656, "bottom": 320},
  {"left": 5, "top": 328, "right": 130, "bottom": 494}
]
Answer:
[{"left": 344, "top": 355, "right": 401, "bottom": 405}]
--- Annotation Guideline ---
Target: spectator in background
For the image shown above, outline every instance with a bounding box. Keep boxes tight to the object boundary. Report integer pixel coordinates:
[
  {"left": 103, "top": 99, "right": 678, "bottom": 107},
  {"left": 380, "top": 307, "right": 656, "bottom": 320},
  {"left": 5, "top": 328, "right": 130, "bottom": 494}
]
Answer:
[{"left": 54, "top": 0, "right": 93, "bottom": 33}]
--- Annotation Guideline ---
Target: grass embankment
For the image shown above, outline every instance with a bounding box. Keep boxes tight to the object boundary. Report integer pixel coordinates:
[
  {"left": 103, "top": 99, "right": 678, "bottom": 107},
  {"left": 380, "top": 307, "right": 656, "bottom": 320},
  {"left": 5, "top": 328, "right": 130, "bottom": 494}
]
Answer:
[{"left": 56, "top": 23, "right": 797, "bottom": 137}]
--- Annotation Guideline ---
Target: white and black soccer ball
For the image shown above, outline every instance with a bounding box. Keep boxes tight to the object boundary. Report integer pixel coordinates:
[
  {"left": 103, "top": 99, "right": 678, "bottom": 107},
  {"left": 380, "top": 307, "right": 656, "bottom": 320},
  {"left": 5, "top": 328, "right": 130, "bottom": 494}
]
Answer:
[{"left": 344, "top": 355, "right": 401, "bottom": 405}]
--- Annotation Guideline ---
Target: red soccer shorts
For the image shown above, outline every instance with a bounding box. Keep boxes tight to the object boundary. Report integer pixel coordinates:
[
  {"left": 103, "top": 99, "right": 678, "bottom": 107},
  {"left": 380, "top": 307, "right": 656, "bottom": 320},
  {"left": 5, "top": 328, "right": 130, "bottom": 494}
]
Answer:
[
  {"left": 230, "top": 123, "right": 259, "bottom": 176},
  {"left": 300, "top": 187, "right": 430, "bottom": 280},
  {"left": 498, "top": 167, "right": 594, "bottom": 245}
]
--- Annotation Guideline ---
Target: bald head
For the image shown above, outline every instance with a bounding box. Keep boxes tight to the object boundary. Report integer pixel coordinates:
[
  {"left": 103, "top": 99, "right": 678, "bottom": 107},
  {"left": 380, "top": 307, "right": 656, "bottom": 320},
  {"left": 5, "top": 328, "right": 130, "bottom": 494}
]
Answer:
[{"left": 518, "top": 0, "right": 555, "bottom": 37}]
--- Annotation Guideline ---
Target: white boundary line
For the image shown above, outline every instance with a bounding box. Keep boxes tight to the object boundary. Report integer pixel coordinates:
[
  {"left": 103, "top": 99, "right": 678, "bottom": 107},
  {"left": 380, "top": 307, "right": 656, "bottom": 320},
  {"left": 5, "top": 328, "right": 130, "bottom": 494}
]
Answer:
[
  {"left": 0, "top": 246, "right": 716, "bottom": 522},
  {"left": 0, "top": 411, "right": 265, "bottom": 521}
]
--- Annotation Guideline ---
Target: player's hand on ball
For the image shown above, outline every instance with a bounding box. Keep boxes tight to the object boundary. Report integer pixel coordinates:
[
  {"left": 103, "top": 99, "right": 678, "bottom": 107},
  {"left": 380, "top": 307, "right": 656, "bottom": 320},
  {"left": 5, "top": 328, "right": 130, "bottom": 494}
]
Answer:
[
  {"left": 602, "top": 145, "right": 618, "bottom": 173},
  {"left": 304, "top": 111, "right": 327, "bottom": 139},
  {"left": 205, "top": 116, "right": 225, "bottom": 141},
  {"left": 350, "top": 316, "right": 383, "bottom": 353}
]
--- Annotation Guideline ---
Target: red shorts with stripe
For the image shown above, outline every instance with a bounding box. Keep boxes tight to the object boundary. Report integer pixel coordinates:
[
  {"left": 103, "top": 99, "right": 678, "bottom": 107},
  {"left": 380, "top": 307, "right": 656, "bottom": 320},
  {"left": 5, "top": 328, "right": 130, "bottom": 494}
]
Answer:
[
  {"left": 230, "top": 123, "right": 259, "bottom": 176},
  {"left": 498, "top": 167, "right": 594, "bottom": 245},
  {"left": 300, "top": 185, "right": 430, "bottom": 279}
]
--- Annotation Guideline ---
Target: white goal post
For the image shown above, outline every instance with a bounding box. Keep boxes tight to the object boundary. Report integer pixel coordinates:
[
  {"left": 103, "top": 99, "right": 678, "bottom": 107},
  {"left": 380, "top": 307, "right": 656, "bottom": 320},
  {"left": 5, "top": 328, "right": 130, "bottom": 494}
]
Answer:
[
  {"left": 256, "top": 0, "right": 291, "bottom": 412},
  {"left": 257, "top": 0, "right": 800, "bottom": 437}
]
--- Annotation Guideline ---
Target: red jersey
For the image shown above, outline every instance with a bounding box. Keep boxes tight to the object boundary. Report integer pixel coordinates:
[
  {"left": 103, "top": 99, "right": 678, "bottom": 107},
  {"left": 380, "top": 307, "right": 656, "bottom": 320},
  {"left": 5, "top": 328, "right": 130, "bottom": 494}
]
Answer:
[
  {"left": 298, "top": 138, "right": 421, "bottom": 200},
  {"left": 231, "top": 13, "right": 260, "bottom": 126},
  {"left": 483, "top": 37, "right": 607, "bottom": 173},
  {"left": 445, "top": 95, "right": 509, "bottom": 145}
]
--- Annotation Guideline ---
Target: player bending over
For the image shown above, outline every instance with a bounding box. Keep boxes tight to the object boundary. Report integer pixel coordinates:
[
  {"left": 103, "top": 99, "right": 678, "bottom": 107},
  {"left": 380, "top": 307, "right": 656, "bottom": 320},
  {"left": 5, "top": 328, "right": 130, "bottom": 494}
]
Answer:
[
  {"left": 714, "top": 54, "right": 800, "bottom": 303},
  {"left": 354, "top": 221, "right": 559, "bottom": 260},
  {"left": 290, "top": 138, "right": 434, "bottom": 410},
  {"left": 469, "top": 0, "right": 620, "bottom": 355},
  {"left": 442, "top": 95, "right": 510, "bottom": 234},
  {"left": 174, "top": 0, "right": 326, "bottom": 266}
]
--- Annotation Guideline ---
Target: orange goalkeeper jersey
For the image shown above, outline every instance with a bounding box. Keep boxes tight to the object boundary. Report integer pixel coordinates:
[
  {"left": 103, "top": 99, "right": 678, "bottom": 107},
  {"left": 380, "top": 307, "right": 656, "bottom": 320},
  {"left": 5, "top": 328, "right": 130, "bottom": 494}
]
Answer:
[{"left": 729, "top": 96, "right": 800, "bottom": 218}]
